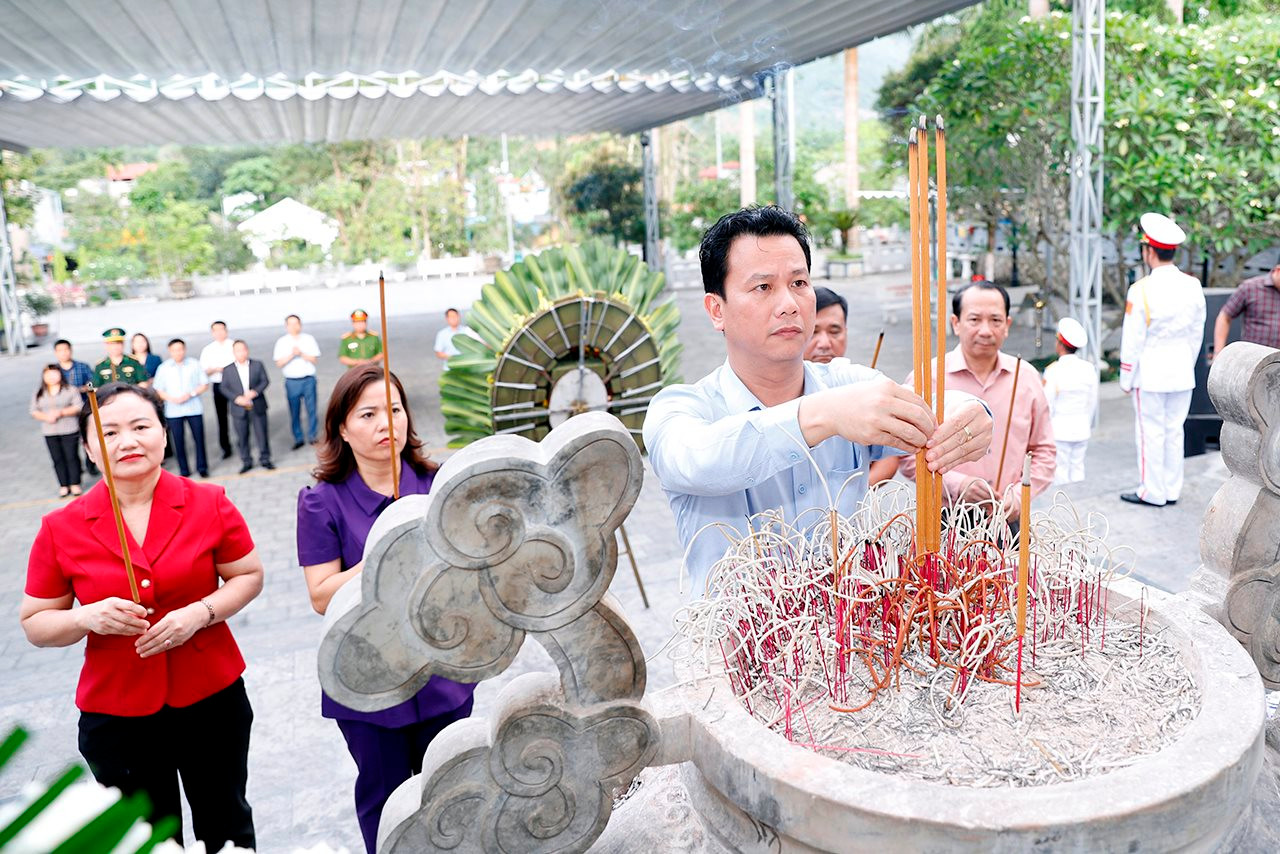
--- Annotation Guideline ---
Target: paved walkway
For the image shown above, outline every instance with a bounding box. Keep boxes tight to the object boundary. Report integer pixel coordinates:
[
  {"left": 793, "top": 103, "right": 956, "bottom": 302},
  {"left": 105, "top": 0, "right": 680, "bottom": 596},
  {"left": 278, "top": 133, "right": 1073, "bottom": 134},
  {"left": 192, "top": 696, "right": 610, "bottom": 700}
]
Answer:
[{"left": 0, "top": 273, "right": 1226, "bottom": 850}]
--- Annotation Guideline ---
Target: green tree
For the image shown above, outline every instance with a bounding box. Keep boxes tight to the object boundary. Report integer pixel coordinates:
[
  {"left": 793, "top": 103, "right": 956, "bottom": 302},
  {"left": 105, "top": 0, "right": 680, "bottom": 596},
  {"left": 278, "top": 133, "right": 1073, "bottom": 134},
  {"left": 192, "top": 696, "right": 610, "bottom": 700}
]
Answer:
[
  {"left": 560, "top": 144, "right": 645, "bottom": 245},
  {"left": 129, "top": 162, "right": 200, "bottom": 213},
  {"left": 133, "top": 201, "right": 215, "bottom": 280},
  {"left": 219, "top": 156, "right": 287, "bottom": 211}
]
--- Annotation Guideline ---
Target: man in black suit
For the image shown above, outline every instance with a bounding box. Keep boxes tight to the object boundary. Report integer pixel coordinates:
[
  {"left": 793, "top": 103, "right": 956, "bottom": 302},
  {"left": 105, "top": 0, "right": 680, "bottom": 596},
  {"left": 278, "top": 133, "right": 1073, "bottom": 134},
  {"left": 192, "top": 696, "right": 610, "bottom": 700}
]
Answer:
[{"left": 218, "top": 339, "right": 275, "bottom": 473}]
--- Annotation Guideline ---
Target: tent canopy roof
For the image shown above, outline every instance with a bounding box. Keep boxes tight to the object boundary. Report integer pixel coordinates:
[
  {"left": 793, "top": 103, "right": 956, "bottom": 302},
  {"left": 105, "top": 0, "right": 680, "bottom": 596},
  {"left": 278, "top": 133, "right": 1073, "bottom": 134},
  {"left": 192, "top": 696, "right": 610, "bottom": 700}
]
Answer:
[{"left": 0, "top": 0, "right": 977, "bottom": 147}]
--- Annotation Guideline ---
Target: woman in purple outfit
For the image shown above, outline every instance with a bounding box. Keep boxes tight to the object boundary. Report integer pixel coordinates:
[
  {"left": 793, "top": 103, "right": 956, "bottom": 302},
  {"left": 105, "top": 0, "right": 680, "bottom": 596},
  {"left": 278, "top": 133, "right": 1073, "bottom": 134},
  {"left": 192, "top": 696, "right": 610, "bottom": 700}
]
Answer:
[{"left": 296, "top": 364, "right": 474, "bottom": 853}]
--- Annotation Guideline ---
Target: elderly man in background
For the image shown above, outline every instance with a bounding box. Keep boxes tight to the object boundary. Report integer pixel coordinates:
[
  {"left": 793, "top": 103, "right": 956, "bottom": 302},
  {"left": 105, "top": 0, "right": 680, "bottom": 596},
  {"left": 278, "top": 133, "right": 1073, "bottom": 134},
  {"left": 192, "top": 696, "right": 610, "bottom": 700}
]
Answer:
[
  {"left": 803, "top": 286, "right": 849, "bottom": 366},
  {"left": 1213, "top": 256, "right": 1280, "bottom": 357},
  {"left": 900, "top": 279, "right": 1055, "bottom": 526}
]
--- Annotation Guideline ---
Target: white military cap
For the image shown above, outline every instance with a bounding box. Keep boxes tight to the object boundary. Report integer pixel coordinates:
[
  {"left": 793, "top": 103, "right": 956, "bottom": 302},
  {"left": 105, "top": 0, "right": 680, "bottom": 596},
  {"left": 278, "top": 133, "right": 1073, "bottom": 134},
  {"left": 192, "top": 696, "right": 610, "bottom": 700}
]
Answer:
[
  {"left": 1057, "top": 317, "right": 1087, "bottom": 349},
  {"left": 1139, "top": 212, "right": 1187, "bottom": 250}
]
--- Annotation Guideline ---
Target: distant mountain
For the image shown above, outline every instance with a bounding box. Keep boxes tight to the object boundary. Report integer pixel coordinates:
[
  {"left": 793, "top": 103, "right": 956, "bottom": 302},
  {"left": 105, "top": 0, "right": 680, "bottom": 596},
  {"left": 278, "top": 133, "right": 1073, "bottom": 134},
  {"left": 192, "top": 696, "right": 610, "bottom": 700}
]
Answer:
[{"left": 793, "top": 32, "right": 915, "bottom": 131}]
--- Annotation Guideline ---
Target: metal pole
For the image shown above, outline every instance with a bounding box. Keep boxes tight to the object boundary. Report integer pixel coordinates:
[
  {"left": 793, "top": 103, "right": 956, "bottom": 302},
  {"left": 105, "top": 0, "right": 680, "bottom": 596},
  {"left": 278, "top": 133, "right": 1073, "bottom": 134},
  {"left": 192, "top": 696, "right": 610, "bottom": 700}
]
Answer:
[
  {"left": 768, "top": 67, "right": 795, "bottom": 212},
  {"left": 1069, "top": 0, "right": 1105, "bottom": 368},
  {"left": 641, "top": 130, "right": 660, "bottom": 272},
  {"left": 0, "top": 185, "right": 24, "bottom": 355}
]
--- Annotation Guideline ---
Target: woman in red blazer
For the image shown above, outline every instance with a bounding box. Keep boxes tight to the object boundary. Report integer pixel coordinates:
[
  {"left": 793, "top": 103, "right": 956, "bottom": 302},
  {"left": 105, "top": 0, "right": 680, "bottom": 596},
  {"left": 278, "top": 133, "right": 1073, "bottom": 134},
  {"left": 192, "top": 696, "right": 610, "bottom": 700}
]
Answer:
[{"left": 20, "top": 383, "right": 264, "bottom": 850}]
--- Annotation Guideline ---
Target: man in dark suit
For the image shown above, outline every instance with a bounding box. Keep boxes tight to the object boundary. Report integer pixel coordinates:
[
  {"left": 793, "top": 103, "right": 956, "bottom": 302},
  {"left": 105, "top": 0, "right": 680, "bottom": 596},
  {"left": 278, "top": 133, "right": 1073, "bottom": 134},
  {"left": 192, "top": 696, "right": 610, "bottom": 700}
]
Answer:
[{"left": 218, "top": 339, "right": 275, "bottom": 473}]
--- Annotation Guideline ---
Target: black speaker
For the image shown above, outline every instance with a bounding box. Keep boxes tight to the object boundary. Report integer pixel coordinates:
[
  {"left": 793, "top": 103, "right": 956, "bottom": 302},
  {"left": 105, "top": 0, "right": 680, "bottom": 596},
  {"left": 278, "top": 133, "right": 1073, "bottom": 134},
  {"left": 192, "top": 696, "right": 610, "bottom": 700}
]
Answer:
[{"left": 1185, "top": 288, "right": 1241, "bottom": 457}]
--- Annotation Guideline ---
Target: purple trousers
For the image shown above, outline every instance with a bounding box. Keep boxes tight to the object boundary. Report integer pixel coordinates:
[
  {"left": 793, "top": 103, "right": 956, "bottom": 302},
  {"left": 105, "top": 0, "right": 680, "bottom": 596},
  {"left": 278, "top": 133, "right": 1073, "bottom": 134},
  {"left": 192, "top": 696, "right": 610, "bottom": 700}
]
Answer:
[{"left": 335, "top": 697, "right": 474, "bottom": 853}]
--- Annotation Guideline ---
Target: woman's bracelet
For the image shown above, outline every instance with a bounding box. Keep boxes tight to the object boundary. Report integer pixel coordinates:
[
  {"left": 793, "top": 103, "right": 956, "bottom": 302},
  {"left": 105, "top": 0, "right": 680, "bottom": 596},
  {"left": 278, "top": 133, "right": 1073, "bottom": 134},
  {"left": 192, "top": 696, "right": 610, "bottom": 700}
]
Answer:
[{"left": 198, "top": 598, "right": 216, "bottom": 626}]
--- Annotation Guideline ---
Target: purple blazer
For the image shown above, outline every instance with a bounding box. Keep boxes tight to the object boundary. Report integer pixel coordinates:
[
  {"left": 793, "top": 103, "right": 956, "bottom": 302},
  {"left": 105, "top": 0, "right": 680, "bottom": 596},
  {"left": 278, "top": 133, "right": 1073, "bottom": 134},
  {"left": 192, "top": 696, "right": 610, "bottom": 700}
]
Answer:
[{"left": 297, "top": 460, "right": 475, "bottom": 726}]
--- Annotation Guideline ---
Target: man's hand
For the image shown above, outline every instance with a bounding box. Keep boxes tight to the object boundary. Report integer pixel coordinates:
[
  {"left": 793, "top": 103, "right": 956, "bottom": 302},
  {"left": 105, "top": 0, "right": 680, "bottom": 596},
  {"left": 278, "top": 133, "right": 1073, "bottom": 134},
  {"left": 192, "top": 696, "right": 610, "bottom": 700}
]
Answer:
[
  {"left": 800, "top": 378, "right": 937, "bottom": 452},
  {"left": 924, "top": 399, "right": 994, "bottom": 474}
]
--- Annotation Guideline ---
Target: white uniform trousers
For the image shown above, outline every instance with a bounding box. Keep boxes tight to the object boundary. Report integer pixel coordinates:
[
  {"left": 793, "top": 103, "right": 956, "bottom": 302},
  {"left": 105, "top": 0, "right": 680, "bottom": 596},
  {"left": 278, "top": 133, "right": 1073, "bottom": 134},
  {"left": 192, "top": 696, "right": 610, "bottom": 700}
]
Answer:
[
  {"left": 1132, "top": 388, "right": 1193, "bottom": 505},
  {"left": 1053, "top": 440, "right": 1088, "bottom": 484}
]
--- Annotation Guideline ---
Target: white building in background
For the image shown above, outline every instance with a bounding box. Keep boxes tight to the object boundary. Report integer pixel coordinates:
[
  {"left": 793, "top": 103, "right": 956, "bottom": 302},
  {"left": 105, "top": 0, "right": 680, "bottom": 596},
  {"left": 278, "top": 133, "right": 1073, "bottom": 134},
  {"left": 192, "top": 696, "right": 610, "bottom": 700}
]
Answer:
[{"left": 236, "top": 197, "right": 339, "bottom": 261}]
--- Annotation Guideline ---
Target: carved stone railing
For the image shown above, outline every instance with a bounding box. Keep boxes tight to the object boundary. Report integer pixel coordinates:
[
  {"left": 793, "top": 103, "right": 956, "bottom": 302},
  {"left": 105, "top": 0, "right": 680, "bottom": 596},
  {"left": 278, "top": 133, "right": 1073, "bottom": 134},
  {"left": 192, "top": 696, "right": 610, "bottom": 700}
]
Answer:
[
  {"left": 1189, "top": 341, "right": 1280, "bottom": 688},
  {"left": 318, "top": 412, "right": 658, "bottom": 852}
]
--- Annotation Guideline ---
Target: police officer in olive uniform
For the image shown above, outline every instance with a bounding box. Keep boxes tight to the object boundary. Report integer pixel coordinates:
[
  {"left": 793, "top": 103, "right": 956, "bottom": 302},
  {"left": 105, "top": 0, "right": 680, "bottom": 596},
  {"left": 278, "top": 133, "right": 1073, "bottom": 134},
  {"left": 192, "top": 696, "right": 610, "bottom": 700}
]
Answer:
[
  {"left": 92, "top": 327, "right": 150, "bottom": 387},
  {"left": 337, "top": 309, "right": 384, "bottom": 369},
  {"left": 1118, "top": 213, "right": 1206, "bottom": 508}
]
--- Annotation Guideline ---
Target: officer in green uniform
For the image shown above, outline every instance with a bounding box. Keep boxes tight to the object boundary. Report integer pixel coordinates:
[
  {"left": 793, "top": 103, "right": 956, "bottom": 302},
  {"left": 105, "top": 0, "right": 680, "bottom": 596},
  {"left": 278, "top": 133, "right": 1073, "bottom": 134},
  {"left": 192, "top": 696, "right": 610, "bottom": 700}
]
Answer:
[
  {"left": 92, "top": 327, "right": 150, "bottom": 387},
  {"left": 338, "top": 309, "right": 384, "bottom": 368}
]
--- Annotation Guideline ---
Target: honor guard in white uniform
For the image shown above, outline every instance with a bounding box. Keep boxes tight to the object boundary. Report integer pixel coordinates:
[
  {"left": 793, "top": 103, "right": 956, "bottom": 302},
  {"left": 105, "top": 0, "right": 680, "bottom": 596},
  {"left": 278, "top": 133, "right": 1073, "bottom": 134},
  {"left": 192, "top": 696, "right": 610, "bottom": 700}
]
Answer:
[
  {"left": 1043, "top": 317, "right": 1098, "bottom": 484},
  {"left": 1118, "top": 213, "right": 1206, "bottom": 507}
]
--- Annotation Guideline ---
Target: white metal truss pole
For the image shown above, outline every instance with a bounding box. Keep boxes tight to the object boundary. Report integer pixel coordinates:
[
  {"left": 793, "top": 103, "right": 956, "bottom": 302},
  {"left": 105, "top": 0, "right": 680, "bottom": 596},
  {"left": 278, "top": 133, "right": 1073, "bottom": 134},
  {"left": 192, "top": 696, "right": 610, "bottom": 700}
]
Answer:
[
  {"left": 0, "top": 188, "right": 24, "bottom": 355},
  {"left": 641, "top": 130, "right": 661, "bottom": 272},
  {"left": 768, "top": 67, "right": 795, "bottom": 212},
  {"left": 1069, "top": 0, "right": 1105, "bottom": 367}
]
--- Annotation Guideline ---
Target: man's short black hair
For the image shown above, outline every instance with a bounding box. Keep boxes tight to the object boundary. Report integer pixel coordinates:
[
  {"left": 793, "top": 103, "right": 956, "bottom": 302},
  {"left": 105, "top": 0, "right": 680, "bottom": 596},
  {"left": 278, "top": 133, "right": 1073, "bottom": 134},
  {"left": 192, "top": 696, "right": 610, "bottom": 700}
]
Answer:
[
  {"left": 1149, "top": 245, "right": 1176, "bottom": 262},
  {"left": 952, "top": 279, "right": 1011, "bottom": 318},
  {"left": 54, "top": 338, "right": 72, "bottom": 349},
  {"left": 211, "top": 320, "right": 227, "bottom": 330},
  {"left": 285, "top": 314, "right": 300, "bottom": 324},
  {"left": 813, "top": 286, "right": 848, "bottom": 322},
  {"left": 168, "top": 338, "right": 185, "bottom": 348},
  {"left": 699, "top": 205, "right": 812, "bottom": 298},
  {"left": 445, "top": 307, "right": 460, "bottom": 316}
]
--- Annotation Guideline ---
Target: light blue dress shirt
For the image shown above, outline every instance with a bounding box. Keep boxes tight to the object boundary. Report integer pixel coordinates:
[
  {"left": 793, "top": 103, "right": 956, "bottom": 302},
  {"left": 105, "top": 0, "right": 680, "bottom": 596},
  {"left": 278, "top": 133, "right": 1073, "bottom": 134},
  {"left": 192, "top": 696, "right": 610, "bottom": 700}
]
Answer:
[
  {"left": 152, "top": 357, "right": 206, "bottom": 418},
  {"left": 643, "top": 359, "right": 904, "bottom": 595}
]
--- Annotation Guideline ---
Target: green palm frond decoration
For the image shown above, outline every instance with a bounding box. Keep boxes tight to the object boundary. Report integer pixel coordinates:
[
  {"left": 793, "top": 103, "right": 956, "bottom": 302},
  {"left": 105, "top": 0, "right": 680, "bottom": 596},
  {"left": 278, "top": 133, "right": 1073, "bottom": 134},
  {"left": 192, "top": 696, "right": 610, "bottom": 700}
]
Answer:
[{"left": 441, "top": 240, "right": 682, "bottom": 451}]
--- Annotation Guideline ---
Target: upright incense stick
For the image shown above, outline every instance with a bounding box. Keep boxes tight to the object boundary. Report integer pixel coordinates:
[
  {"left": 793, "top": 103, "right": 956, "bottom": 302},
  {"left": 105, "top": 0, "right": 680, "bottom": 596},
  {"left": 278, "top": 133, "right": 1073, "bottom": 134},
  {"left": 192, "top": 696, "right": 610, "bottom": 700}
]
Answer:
[
  {"left": 1015, "top": 453, "right": 1031, "bottom": 713},
  {"left": 907, "top": 127, "right": 926, "bottom": 546},
  {"left": 870, "top": 330, "right": 885, "bottom": 370},
  {"left": 994, "top": 356, "right": 1023, "bottom": 491},
  {"left": 86, "top": 387, "right": 141, "bottom": 604},
  {"left": 377, "top": 271, "right": 400, "bottom": 500},
  {"left": 933, "top": 116, "right": 949, "bottom": 551}
]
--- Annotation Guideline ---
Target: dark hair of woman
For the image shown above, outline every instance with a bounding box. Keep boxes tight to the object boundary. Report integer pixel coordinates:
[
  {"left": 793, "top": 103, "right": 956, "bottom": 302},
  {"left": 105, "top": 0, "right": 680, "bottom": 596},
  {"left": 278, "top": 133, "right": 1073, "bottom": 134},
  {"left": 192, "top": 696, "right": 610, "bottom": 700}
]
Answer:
[
  {"left": 77, "top": 383, "right": 167, "bottom": 443},
  {"left": 37, "top": 363, "right": 67, "bottom": 400},
  {"left": 131, "top": 332, "right": 152, "bottom": 354},
  {"left": 313, "top": 364, "right": 436, "bottom": 484}
]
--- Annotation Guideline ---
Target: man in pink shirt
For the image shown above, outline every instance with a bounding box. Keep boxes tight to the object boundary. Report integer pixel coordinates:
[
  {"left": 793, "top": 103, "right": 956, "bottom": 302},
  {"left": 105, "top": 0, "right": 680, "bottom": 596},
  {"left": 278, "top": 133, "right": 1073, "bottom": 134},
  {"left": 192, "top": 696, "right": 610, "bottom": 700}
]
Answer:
[{"left": 898, "top": 280, "right": 1055, "bottom": 526}]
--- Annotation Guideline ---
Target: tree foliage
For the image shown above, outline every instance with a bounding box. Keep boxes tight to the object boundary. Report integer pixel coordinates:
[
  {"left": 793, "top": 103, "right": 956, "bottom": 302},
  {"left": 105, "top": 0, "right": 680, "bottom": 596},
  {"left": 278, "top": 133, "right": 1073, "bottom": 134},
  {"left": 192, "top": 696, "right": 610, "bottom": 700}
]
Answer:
[
  {"left": 879, "top": 1, "right": 1280, "bottom": 303},
  {"left": 559, "top": 144, "right": 646, "bottom": 246}
]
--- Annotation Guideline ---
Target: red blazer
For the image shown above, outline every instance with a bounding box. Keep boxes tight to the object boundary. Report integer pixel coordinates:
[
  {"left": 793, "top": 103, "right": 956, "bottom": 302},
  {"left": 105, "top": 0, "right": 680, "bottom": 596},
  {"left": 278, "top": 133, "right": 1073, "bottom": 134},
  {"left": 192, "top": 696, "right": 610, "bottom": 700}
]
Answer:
[{"left": 26, "top": 470, "right": 256, "bottom": 716}]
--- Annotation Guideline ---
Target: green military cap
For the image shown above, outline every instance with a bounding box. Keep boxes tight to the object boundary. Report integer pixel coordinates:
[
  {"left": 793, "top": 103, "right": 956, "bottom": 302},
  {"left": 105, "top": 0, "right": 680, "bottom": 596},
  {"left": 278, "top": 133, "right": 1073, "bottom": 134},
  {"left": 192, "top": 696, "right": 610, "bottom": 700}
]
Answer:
[
  {"left": 351, "top": 309, "right": 369, "bottom": 321},
  {"left": 102, "top": 327, "right": 126, "bottom": 342}
]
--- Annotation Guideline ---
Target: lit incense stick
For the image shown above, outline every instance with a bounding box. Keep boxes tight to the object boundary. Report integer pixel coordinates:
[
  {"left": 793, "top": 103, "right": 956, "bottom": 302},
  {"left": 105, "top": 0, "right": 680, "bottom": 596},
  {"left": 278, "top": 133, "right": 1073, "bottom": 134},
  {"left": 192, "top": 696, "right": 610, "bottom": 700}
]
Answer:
[
  {"left": 1015, "top": 453, "right": 1031, "bottom": 713},
  {"left": 870, "top": 330, "right": 885, "bottom": 370},
  {"left": 377, "top": 271, "right": 400, "bottom": 500},
  {"left": 86, "top": 386, "right": 141, "bottom": 604}
]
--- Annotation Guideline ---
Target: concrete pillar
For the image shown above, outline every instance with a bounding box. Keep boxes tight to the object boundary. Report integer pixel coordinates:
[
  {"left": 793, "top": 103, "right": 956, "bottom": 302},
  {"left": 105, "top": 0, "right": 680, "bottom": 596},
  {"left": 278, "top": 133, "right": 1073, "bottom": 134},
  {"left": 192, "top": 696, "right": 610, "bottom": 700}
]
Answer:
[
  {"left": 843, "top": 49, "right": 860, "bottom": 210},
  {"left": 739, "top": 101, "right": 756, "bottom": 207},
  {"left": 641, "top": 131, "right": 660, "bottom": 272},
  {"left": 1166, "top": 0, "right": 1184, "bottom": 23},
  {"left": 769, "top": 68, "right": 795, "bottom": 212}
]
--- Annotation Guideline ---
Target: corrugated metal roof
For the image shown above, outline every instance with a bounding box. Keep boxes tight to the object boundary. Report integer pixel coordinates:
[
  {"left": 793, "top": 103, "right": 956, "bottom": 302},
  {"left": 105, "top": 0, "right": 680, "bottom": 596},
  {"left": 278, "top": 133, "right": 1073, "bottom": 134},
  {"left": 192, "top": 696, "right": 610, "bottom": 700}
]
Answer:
[{"left": 0, "top": 0, "right": 978, "bottom": 146}]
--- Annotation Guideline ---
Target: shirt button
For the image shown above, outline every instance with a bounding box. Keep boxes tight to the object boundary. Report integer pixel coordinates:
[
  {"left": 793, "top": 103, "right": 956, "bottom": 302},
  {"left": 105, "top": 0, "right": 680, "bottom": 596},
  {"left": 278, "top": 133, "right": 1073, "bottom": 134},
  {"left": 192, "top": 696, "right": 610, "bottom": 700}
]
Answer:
[
  {"left": 798, "top": 484, "right": 807, "bottom": 495},
  {"left": 789, "top": 452, "right": 800, "bottom": 462},
  {"left": 146, "top": 607, "right": 155, "bottom": 615},
  {"left": 140, "top": 579, "right": 151, "bottom": 589},
  {"left": 746, "top": 477, "right": 755, "bottom": 485}
]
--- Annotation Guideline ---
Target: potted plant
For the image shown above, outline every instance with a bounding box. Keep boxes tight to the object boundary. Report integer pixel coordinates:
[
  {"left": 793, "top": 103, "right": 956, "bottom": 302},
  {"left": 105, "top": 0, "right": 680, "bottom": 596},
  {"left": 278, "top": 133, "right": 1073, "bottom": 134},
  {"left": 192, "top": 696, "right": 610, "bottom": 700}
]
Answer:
[{"left": 21, "top": 291, "right": 55, "bottom": 338}]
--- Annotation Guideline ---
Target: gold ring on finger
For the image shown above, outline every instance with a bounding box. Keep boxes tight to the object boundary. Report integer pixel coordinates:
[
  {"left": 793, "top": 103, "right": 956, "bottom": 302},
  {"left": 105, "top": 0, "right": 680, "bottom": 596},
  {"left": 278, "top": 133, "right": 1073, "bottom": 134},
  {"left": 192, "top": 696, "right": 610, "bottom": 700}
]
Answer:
[{"left": 962, "top": 424, "right": 974, "bottom": 443}]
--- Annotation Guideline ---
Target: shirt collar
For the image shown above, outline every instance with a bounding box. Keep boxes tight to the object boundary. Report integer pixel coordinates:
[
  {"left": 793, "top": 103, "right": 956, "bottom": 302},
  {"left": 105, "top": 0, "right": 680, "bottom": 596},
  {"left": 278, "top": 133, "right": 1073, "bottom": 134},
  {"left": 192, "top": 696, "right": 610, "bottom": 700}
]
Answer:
[
  {"left": 344, "top": 460, "right": 420, "bottom": 516},
  {"left": 945, "top": 345, "right": 1016, "bottom": 379},
  {"left": 83, "top": 469, "right": 185, "bottom": 520},
  {"left": 717, "top": 360, "right": 817, "bottom": 414}
]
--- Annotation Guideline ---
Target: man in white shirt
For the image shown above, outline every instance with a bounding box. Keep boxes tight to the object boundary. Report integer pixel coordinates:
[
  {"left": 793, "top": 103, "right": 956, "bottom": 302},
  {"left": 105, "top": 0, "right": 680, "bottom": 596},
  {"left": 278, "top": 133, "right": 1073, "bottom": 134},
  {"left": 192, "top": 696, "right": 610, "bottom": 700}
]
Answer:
[
  {"left": 1043, "top": 318, "right": 1099, "bottom": 484},
  {"left": 643, "top": 206, "right": 994, "bottom": 594},
  {"left": 199, "top": 320, "right": 236, "bottom": 460},
  {"left": 272, "top": 314, "right": 322, "bottom": 449},
  {"left": 803, "top": 287, "right": 850, "bottom": 366},
  {"left": 433, "top": 308, "right": 477, "bottom": 369},
  {"left": 1118, "top": 213, "right": 1206, "bottom": 507},
  {"left": 152, "top": 338, "right": 210, "bottom": 478}
]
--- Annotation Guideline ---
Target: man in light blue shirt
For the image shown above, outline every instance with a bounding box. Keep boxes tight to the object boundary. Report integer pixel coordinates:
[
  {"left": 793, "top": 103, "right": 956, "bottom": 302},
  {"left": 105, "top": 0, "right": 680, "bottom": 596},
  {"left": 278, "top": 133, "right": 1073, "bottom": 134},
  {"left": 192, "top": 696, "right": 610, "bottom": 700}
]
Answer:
[
  {"left": 643, "top": 206, "right": 994, "bottom": 595},
  {"left": 153, "top": 338, "right": 210, "bottom": 478}
]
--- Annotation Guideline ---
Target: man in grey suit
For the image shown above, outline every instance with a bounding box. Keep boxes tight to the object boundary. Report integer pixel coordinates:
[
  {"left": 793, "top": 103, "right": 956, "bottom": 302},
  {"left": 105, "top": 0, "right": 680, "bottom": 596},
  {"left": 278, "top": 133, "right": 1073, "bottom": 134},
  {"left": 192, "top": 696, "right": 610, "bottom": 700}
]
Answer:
[{"left": 218, "top": 339, "right": 275, "bottom": 473}]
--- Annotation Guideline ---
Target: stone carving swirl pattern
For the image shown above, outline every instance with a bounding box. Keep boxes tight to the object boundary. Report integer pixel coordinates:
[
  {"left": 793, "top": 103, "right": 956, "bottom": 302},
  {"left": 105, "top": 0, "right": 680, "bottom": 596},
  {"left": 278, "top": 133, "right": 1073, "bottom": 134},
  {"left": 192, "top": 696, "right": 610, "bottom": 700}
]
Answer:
[
  {"left": 317, "top": 412, "right": 658, "bottom": 852},
  {"left": 1192, "top": 342, "right": 1280, "bottom": 688}
]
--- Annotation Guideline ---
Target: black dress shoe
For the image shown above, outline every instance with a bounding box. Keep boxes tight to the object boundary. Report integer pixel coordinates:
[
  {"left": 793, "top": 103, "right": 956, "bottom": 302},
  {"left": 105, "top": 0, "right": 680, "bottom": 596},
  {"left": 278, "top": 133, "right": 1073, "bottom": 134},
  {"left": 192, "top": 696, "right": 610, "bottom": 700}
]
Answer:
[
  {"left": 198, "top": 471, "right": 210, "bottom": 478},
  {"left": 1120, "top": 492, "right": 1164, "bottom": 507},
  {"left": 222, "top": 449, "right": 234, "bottom": 460},
  {"left": 261, "top": 461, "right": 276, "bottom": 470},
  {"left": 308, "top": 438, "right": 319, "bottom": 445},
  {"left": 292, "top": 441, "right": 305, "bottom": 450},
  {"left": 1166, "top": 499, "right": 1177, "bottom": 505},
  {"left": 239, "top": 463, "right": 254, "bottom": 474}
]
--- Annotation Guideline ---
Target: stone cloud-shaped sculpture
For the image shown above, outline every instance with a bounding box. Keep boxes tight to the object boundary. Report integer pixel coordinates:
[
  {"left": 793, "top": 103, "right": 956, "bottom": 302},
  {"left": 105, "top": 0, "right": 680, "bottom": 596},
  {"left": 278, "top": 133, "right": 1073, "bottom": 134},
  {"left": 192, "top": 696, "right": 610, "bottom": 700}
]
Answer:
[
  {"left": 1192, "top": 341, "right": 1280, "bottom": 687},
  {"left": 318, "top": 412, "right": 659, "bottom": 852}
]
